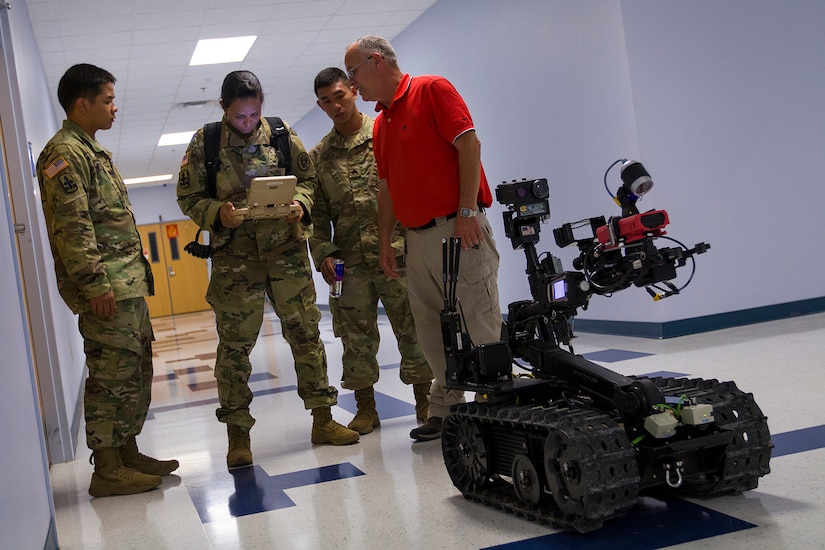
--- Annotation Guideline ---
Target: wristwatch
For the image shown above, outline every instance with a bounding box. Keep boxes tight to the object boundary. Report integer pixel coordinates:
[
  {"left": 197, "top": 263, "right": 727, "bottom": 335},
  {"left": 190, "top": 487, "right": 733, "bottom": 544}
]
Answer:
[{"left": 459, "top": 207, "right": 478, "bottom": 218}]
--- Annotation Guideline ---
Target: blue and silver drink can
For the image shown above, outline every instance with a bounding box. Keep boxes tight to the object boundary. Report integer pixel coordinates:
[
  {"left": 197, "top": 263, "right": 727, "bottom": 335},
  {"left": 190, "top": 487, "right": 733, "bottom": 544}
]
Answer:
[{"left": 330, "top": 259, "right": 345, "bottom": 298}]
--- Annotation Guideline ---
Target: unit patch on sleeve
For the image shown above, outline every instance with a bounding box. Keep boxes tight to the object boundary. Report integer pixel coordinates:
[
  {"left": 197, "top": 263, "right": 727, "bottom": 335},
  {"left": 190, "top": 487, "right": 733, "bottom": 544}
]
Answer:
[
  {"left": 44, "top": 156, "right": 70, "bottom": 178},
  {"left": 297, "top": 151, "right": 310, "bottom": 172},
  {"left": 59, "top": 173, "right": 78, "bottom": 194}
]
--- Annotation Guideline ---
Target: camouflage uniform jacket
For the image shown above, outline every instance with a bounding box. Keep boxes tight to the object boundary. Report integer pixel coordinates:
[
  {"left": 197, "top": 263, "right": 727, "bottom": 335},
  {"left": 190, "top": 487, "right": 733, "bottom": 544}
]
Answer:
[
  {"left": 36, "top": 120, "right": 153, "bottom": 314},
  {"left": 176, "top": 116, "right": 316, "bottom": 247},
  {"left": 308, "top": 113, "right": 404, "bottom": 270}
]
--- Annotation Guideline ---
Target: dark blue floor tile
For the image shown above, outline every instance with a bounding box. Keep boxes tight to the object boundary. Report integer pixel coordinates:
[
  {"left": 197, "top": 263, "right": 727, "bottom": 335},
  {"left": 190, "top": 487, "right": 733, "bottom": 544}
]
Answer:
[{"left": 483, "top": 494, "right": 756, "bottom": 549}]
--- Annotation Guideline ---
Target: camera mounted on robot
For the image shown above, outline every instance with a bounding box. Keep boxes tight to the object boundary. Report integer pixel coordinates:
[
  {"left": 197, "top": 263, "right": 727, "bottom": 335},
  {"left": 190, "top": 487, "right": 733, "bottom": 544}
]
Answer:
[{"left": 495, "top": 178, "right": 550, "bottom": 250}]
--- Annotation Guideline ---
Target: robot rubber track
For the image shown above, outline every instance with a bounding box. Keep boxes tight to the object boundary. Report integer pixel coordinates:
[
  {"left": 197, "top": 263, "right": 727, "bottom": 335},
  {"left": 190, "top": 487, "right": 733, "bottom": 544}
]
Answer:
[
  {"left": 442, "top": 400, "right": 640, "bottom": 533},
  {"left": 441, "top": 376, "right": 772, "bottom": 533}
]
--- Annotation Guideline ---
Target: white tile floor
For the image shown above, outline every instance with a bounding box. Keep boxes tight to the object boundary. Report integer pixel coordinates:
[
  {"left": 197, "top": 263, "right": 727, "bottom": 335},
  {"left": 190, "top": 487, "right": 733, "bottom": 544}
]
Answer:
[{"left": 49, "top": 308, "right": 825, "bottom": 550}]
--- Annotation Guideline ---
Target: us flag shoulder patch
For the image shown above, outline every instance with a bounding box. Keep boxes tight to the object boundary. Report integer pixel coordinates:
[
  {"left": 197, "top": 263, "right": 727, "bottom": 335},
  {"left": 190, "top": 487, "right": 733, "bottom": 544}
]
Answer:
[
  {"left": 44, "top": 156, "right": 70, "bottom": 178},
  {"left": 180, "top": 153, "right": 189, "bottom": 167}
]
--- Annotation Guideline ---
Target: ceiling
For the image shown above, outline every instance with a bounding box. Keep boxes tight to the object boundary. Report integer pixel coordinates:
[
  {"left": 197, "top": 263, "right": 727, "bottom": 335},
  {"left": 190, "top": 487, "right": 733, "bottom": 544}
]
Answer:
[{"left": 26, "top": 0, "right": 437, "bottom": 187}]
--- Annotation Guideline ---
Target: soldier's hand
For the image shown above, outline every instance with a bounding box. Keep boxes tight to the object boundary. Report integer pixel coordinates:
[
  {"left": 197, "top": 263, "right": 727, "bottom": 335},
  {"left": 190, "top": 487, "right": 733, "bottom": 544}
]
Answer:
[
  {"left": 320, "top": 256, "right": 342, "bottom": 285},
  {"left": 220, "top": 202, "right": 243, "bottom": 228},
  {"left": 90, "top": 290, "right": 116, "bottom": 318},
  {"left": 286, "top": 200, "right": 304, "bottom": 224}
]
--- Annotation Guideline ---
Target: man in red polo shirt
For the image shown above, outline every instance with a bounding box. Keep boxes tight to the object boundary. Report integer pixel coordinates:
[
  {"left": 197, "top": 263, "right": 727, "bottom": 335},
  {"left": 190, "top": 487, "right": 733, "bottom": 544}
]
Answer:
[{"left": 344, "top": 35, "right": 502, "bottom": 441}]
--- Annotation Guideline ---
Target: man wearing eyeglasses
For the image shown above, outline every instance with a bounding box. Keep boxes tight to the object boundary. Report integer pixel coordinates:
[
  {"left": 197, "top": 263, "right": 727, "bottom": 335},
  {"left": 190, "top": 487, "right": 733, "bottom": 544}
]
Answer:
[{"left": 344, "top": 36, "right": 502, "bottom": 441}]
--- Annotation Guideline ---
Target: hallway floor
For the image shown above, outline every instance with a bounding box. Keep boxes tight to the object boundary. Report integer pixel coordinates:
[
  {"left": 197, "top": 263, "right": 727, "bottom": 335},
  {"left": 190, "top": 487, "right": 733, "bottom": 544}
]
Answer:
[{"left": 49, "top": 308, "right": 825, "bottom": 549}]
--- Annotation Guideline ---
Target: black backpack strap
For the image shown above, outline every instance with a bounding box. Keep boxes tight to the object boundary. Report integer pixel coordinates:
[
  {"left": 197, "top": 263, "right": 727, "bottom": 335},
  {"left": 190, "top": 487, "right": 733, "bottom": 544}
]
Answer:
[
  {"left": 203, "top": 121, "right": 221, "bottom": 197},
  {"left": 203, "top": 118, "right": 290, "bottom": 197},
  {"left": 265, "top": 116, "right": 292, "bottom": 174}
]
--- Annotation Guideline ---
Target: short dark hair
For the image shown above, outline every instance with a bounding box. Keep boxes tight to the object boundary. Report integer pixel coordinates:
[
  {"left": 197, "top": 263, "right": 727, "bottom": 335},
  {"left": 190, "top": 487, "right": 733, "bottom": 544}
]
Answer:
[
  {"left": 57, "top": 64, "right": 116, "bottom": 114},
  {"left": 221, "top": 70, "right": 264, "bottom": 107},
  {"left": 313, "top": 67, "right": 348, "bottom": 96}
]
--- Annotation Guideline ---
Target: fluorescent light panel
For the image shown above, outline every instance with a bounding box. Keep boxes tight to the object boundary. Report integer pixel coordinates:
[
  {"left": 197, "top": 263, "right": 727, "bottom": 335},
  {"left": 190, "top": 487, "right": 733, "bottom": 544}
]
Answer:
[
  {"left": 158, "top": 131, "right": 196, "bottom": 146},
  {"left": 189, "top": 35, "right": 257, "bottom": 66},
  {"left": 124, "top": 174, "right": 173, "bottom": 186}
]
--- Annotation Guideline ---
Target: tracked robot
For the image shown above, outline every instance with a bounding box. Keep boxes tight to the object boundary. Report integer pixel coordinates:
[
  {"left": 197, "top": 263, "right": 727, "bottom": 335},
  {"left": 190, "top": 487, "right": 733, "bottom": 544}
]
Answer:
[{"left": 439, "top": 160, "right": 772, "bottom": 533}]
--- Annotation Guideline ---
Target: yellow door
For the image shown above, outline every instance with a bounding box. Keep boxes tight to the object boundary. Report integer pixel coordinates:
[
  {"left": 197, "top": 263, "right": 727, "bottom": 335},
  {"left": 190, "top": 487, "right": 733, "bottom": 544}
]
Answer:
[
  {"left": 137, "top": 219, "right": 210, "bottom": 318},
  {"left": 160, "top": 219, "right": 210, "bottom": 315},
  {"left": 137, "top": 223, "right": 172, "bottom": 317}
]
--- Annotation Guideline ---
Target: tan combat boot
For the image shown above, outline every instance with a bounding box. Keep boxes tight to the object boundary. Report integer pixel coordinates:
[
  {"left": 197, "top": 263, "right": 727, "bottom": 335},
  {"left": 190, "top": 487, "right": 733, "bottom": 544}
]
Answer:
[
  {"left": 120, "top": 436, "right": 179, "bottom": 476},
  {"left": 226, "top": 424, "right": 253, "bottom": 468},
  {"left": 89, "top": 447, "right": 162, "bottom": 497},
  {"left": 413, "top": 382, "right": 431, "bottom": 422},
  {"left": 311, "top": 407, "right": 360, "bottom": 445},
  {"left": 347, "top": 387, "right": 380, "bottom": 435}
]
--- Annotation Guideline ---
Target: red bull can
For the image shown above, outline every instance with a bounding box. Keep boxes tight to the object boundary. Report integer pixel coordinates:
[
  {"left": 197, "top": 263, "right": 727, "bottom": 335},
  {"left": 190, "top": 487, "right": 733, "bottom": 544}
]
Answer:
[{"left": 330, "top": 259, "right": 344, "bottom": 298}]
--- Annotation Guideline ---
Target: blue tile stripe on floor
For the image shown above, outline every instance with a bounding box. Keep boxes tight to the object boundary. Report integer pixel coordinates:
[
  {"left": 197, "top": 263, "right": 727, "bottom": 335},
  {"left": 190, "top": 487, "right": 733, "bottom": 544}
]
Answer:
[
  {"left": 482, "top": 494, "right": 756, "bottom": 549},
  {"left": 771, "top": 424, "right": 825, "bottom": 457},
  {"left": 187, "top": 462, "right": 365, "bottom": 523}
]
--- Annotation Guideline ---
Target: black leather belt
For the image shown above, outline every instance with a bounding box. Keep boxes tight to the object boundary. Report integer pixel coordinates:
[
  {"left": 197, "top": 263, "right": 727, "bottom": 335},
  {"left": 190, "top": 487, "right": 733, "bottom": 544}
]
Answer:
[
  {"left": 411, "top": 211, "right": 457, "bottom": 231},
  {"left": 410, "top": 204, "right": 485, "bottom": 231}
]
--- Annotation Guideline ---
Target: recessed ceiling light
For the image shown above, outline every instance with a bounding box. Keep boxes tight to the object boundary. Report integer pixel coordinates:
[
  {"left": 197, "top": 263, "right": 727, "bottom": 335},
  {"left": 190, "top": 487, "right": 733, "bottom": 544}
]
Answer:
[
  {"left": 158, "top": 131, "right": 196, "bottom": 146},
  {"left": 123, "top": 174, "right": 173, "bottom": 186},
  {"left": 189, "top": 35, "right": 257, "bottom": 66}
]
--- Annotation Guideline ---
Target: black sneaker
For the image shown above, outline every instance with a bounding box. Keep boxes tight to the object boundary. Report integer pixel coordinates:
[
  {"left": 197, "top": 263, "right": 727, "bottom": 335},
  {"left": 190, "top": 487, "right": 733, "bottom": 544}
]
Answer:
[{"left": 410, "top": 417, "right": 442, "bottom": 441}]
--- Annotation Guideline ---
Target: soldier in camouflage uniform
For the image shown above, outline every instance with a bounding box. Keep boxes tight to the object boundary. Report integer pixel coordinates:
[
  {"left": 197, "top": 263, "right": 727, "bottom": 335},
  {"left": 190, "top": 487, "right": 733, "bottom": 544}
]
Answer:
[
  {"left": 36, "top": 64, "right": 178, "bottom": 497},
  {"left": 176, "top": 70, "right": 359, "bottom": 469},
  {"left": 309, "top": 68, "right": 433, "bottom": 435}
]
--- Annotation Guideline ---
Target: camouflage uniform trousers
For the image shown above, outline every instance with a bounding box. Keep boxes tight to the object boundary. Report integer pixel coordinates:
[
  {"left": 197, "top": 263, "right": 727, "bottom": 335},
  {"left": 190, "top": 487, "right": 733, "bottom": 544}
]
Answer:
[
  {"left": 331, "top": 261, "right": 433, "bottom": 390},
  {"left": 79, "top": 297, "right": 154, "bottom": 450},
  {"left": 207, "top": 231, "right": 337, "bottom": 429}
]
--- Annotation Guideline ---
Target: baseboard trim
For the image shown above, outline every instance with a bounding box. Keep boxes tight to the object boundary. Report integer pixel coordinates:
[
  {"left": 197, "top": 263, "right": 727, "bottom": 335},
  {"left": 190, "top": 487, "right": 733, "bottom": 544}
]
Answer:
[
  {"left": 573, "top": 296, "right": 825, "bottom": 339},
  {"left": 327, "top": 297, "right": 825, "bottom": 339}
]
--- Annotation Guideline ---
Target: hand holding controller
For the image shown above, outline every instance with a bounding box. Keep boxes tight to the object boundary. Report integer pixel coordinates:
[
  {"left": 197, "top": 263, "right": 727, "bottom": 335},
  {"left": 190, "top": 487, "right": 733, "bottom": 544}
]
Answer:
[{"left": 232, "top": 207, "right": 250, "bottom": 220}]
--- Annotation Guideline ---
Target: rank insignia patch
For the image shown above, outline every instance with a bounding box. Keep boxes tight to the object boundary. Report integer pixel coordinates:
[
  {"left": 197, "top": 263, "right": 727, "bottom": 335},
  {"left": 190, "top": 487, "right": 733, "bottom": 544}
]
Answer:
[
  {"left": 44, "top": 156, "right": 69, "bottom": 178},
  {"left": 59, "top": 173, "right": 78, "bottom": 194}
]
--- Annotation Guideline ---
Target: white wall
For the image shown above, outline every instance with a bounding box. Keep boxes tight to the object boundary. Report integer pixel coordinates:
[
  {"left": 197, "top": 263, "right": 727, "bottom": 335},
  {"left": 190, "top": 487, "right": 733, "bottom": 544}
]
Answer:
[
  {"left": 0, "top": 172, "right": 56, "bottom": 550},
  {"left": 0, "top": 4, "right": 58, "bottom": 549},
  {"left": 619, "top": 0, "right": 825, "bottom": 321},
  {"left": 129, "top": 183, "right": 188, "bottom": 226},
  {"left": 6, "top": 0, "right": 86, "bottom": 464}
]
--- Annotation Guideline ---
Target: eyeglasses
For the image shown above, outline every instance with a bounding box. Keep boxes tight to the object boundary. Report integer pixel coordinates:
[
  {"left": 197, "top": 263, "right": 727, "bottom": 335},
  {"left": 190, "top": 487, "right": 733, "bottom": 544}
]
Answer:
[{"left": 346, "top": 56, "right": 372, "bottom": 80}]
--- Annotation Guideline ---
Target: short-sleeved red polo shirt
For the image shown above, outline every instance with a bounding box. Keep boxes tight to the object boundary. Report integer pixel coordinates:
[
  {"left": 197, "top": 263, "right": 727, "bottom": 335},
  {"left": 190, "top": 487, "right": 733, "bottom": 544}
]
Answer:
[{"left": 373, "top": 74, "right": 492, "bottom": 228}]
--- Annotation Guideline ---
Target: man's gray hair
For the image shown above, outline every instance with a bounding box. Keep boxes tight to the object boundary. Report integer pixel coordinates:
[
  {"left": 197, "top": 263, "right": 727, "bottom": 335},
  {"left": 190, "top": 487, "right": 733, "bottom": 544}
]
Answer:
[{"left": 355, "top": 35, "right": 399, "bottom": 68}]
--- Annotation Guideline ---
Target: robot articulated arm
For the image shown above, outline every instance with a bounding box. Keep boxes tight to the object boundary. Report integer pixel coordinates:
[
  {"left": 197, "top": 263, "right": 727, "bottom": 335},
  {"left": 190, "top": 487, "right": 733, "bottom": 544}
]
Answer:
[
  {"left": 499, "top": 160, "right": 710, "bottom": 311},
  {"left": 445, "top": 159, "right": 711, "bottom": 392}
]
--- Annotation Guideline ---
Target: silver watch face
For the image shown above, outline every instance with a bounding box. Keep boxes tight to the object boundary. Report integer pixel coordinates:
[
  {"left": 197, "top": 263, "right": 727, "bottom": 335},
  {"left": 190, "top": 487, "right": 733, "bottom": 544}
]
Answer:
[{"left": 460, "top": 208, "right": 477, "bottom": 218}]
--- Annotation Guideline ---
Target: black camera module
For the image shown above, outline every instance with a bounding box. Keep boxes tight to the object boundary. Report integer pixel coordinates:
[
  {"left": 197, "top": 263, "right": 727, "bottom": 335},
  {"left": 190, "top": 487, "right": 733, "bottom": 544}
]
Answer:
[{"left": 496, "top": 178, "right": 550, "bottom": 205}]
